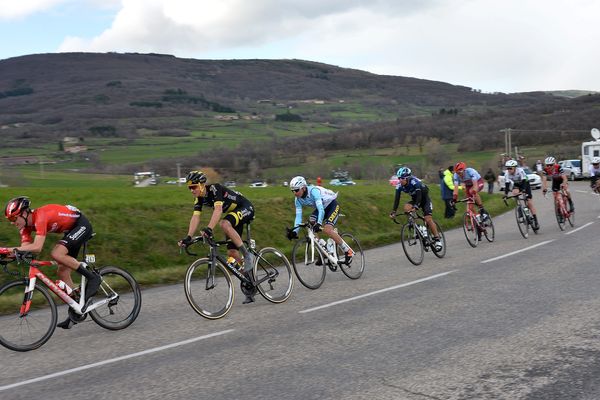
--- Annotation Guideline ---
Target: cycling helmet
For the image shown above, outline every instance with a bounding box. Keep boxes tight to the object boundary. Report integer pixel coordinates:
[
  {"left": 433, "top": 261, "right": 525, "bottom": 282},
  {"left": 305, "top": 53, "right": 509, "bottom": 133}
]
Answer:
[
  {"left": 454, "top": 162, "right": 466, "bottom": 173},
  {"left": 592, "top": 157, "right": 600, "bottom": 164},
  {"left": 396, "top": 167, "right": 412, "bottom": 179},
  {"left": 544, "top": 156, "right": 556, "bottom": 165},
  {"left": 186, "top": 170, "right": 207, "bottom": 185},
  {"left": 5, "top": 196, "right": 30, "bottom": 220},
  {"left": 289, "top": 176, "right": 307, "bottom": 190},
  {"left": 505, "top": 160, "right": 518, "bottom": 168}
]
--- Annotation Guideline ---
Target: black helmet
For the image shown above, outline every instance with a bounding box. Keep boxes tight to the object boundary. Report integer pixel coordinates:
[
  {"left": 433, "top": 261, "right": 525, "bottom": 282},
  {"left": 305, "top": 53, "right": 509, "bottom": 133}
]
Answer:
[
  {"left": 186, "top": 170, "right": 207, "bottom": 185},
  {"left": 5, "top": 196, "right": 31, "bottom": 220}
]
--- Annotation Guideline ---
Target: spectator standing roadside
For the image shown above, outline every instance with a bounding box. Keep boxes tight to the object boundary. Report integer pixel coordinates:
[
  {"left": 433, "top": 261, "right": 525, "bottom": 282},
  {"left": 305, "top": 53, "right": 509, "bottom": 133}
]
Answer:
[
  {"left": 535, "top": 159, "right": 543, "bottom": 173},
  {"left": 484, "top": 168, "right": 496, "bottom": 194},
  {"left": 439, "top": 166, "right": 456, "bottom": 218}
]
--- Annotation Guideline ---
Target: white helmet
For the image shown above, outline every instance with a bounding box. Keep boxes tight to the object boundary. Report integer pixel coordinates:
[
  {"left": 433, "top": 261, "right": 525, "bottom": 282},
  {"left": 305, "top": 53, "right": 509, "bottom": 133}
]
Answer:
[
  {"left": 289, "top": 176, "right": 307, "bottom": 190},
  {"left": 544, "top": 156, "right": 556, "bottom": 165},
  {"left": 592, "top": 157, "right": 600, "bottom": 164},
  {"left": 505, "top": 159, "right": 518, "bottom": 168}
]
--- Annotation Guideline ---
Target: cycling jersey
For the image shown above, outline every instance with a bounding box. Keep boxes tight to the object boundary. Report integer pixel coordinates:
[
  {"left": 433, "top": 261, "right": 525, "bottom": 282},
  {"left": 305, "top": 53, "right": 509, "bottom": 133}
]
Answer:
[
  {"left": 20, "top": 204, "right": 93, "bottom": 257},
  {"left": 392, "top": 176, "right": 433, "bottom": 215},
  {"left": 542, "top": 164, "right": 565, "bottom": 192},
  {"left": 453, "top": 168, "right": 481, "bottom": 186},
  {"left": 193, "top": 184, "right": 251, "bottom": 215},
  {"left": 503, "top": 167, "right": 529, "bottom": 193},
  {"left": 294, "top": 185, "right": 338, "bottom": 227},
  {"left": 589, "top": 165, "right": 600, "bottom": 177}
]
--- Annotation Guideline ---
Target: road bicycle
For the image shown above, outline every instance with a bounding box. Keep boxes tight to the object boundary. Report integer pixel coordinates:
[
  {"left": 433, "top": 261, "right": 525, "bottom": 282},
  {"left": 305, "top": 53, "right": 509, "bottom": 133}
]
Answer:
[
  {"left": 503, "top": 192, "right": 538, "bottom": 239},
  {"left": 289, "top": 222, "right": 364, "bottom": 290},
  {"left": 392, "top": 210, "right": 446, "bottom": 266},
  {"left": 546, "top": 188, "right": 574, "bottom": 231},
  {"left": 456, "top": 197, "right": 495, "bottom": 248},
  {"left": 0, "top": 242, "right": 141, "bottom": 352},
  {"left": 182, "top": 223, "right": 293, "bottom": 320}
]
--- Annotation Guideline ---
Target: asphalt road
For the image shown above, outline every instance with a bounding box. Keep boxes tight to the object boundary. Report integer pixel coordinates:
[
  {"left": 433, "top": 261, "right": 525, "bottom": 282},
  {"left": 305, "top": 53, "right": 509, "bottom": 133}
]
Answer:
[{"left": 2, "top": 181, "right": 600, "bottom": 400}]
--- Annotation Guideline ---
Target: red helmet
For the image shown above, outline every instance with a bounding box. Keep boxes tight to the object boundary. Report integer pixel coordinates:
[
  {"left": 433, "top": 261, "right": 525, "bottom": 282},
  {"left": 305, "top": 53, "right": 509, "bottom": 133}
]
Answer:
[
  {"left": 454, "top": 162, "right": 466, "bottom": 173},
  {"left": 4, "top": 196, "right": 30, "bottom": 220}
]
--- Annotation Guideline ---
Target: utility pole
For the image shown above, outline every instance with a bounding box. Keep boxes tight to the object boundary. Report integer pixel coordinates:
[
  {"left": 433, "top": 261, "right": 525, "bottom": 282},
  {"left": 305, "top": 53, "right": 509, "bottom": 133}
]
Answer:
[
  {"left": 176, "top": 163, "right": 182, "bottom": 186},
  {"left": 500, "top": 128, "right": 512, "bottom": 157}
]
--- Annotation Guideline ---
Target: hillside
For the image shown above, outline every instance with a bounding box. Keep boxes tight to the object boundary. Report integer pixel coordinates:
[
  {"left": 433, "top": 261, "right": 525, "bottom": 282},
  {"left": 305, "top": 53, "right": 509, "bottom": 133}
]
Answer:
[{"left": 0, "top": 52, "right": 562, "bottom": 140}]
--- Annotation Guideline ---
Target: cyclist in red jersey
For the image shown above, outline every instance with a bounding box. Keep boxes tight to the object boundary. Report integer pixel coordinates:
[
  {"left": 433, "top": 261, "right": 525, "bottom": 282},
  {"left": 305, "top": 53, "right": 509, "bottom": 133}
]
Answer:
[
  {"left": 4, "top": 196, "right": 101, "bottom": 329},
  {"left": 541, "top": 156, "right": 575, "bottom": 212}
]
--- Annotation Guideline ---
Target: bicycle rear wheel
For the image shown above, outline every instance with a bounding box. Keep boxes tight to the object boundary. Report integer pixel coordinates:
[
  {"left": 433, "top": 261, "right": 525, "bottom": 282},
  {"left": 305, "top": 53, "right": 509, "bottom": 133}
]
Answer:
[
  {"left": 338, "top": 232, "right": 365, "bottom": 279},
  {"left": 254, "top": 247, "right": 293, "bottom": 303},
  {"left": 89, "top": 266, "right": 142, "bottom": 330},
  {"left": 462, "top": 212, "right": 479, "bottom": 248},
  {"left": 0, "top": 280, "right": 57, "bottom": 352},
  {"left": 401, "top": 223, "right": 424, "bottom": 265},
  {"left": 515, "top": 205, "right": 529, "bottom": 238},
  {"left": 184, "top": 258, "right": 234, "bottom": 319},
  {"left": 429, "top": 221, "right": 446, "bottom": 258},
  {"left": 291, "top": 237, "right": 327, "bottom": 289}
]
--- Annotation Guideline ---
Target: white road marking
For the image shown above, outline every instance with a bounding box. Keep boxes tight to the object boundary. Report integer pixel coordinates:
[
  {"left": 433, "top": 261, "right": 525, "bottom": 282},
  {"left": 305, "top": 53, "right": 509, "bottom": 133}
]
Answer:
[
  {"left": 0, "top": 329, "right": 235, "bottom": 392},
  {"left": 481, "top": 240, "right": 554, "bottom": 264},
  {"left": 565, "top": 221, "right": 594, "bottom": 235},
  {"left": 299, "top": 271, "right": 457, "bottom": 314}
]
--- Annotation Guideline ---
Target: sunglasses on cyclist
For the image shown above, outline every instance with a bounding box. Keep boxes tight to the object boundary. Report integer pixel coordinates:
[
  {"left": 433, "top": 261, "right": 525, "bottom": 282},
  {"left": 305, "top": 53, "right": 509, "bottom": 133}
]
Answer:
[
  {"left": 506, "top": 167, "right": 514, "bottom": 170},
  {"left": 188, "top": 185, "right": 200, "bottom": 191},
  {"left": 291, "top": 188, "right": 301, "bottom": 193},
  {"left": 594, "top": 163, "right": 600, "bottom": 166}
]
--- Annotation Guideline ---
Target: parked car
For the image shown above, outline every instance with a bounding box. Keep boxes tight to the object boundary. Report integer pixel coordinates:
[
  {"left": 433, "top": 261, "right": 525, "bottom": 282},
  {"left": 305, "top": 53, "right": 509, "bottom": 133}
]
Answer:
[
  {"left": 558, "top": 159, "right": 583, "bottom": 181},
  {"left": 249, "top": 181, "right": 268, "bottom": 188},
  {"left": 498, "top": 167, "right": 542, "bottom": 190},
  {"left": 329, "top": 178, "right": 356, "bottom": 186},
  {"left": 224, "top": 180, "right": 236, "bottom": 187}
]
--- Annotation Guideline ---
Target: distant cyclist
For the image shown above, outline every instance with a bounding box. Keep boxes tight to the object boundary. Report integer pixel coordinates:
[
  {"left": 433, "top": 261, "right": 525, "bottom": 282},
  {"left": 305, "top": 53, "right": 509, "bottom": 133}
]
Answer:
[
  {"left": 502, "top": 159, "right": 540, "bottom": 231},
  {"left": 4, "top": 196, "right": 100, "bottom": 329},
  {"left": 541, "top": 156, "right": 575, "bottom": 212},
  {"left": 389, "top": 167, "right": 443, "bottom": 251},
  {"left": 178, "top": 170, "right": 256, "bottom": 303},
  {"left": 452, "top": 162, "right": 490, "bottom": 219},
  {"left": 589, "top": 157, "right": 600, "bottom": 193},
  {"left": 286, "top": 176, "right": 354, "bottom": 264}
]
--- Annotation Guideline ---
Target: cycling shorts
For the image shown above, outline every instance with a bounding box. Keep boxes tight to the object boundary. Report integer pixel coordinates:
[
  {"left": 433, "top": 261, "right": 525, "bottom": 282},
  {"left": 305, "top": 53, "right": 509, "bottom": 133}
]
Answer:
[
  {"left": 465, "top": 178, "right": 484, "bottom": 198},
  {"left": 513, "top": 181, "right": 533, "bottom": 200},
  {"left": 223, "top": 203, "right": 255, "bottom": 249},
  {"left": 550, "top": 177, "right": 564, "bottom": 192},
  {"left": 309, "top": 200, "right": 340, "bottom": 226},
  {"left": 409, "top": 195, "right": 433, "bottom": 216},
  {"left": 57, "top": 213, "right": 94, "bottom": 258}
]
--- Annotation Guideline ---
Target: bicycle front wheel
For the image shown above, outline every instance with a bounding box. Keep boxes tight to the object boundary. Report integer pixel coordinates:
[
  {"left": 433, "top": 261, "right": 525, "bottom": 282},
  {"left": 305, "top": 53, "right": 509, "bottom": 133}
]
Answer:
[
  {"left": 254, "top": 247, "right": 294, "bottom": 303},
  {"left": 462, "top": 212, "right": 479, "bottom": 248},
  {"left": 0, "top": 280, "right": 57, "bottom": 352},
  {"left": 185, "top": 258, "right": 234, "bottom": 319},
  {"left": 291, "top": 237, "right": 327, "bottom": 289},
  {"left": 401, "top": 223, "right": 424, "bottom": 265},
  {"left": 483, "top": 214, "right": 495, "bottom": 242},
  {"left": 338, "top": 232, "right": 365, "bottom": 279},
  {"left": 515, "top": 205, "right": 529, "bottom": 239},
  {"left": 555, "top": 201, "right": 566, "bottom": 231},
  {"left": 89, "top": 266, "right": 142, "bottom": 330}
]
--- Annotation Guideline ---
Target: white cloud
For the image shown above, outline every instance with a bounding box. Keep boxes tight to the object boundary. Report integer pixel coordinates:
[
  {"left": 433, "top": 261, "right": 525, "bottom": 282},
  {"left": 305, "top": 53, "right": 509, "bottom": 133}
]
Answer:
[
  {"left": 0, "top": 0, "right": 68, "bottom": 19},
  {"left": 47, "top": 0, "right": 600, "bottom": 92}
]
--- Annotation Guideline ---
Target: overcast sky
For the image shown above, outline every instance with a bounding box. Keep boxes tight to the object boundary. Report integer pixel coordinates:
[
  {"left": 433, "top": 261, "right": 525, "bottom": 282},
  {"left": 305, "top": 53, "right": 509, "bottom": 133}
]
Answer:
[{"left": 1, "top": 0, "right": 598, "bottom": 93}]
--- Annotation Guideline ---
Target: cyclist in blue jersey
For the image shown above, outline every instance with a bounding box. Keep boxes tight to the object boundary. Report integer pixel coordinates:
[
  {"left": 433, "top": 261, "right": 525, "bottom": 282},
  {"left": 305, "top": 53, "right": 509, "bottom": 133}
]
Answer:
[
  {"left": 286, "top": 176, "right": 354, "bottom": 264},
  {"left": 389, "top": 167, "right": 443, "bottom": 251},
  {"left": 452, "top": 161, "right": 489, "bottom": 219}
]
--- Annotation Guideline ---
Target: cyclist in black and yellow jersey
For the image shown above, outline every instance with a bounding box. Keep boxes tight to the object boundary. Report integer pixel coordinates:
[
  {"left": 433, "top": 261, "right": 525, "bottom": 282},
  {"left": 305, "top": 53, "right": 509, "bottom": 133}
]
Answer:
[{"left": 178, "top": 171, "right": 256, "bottom": 302}]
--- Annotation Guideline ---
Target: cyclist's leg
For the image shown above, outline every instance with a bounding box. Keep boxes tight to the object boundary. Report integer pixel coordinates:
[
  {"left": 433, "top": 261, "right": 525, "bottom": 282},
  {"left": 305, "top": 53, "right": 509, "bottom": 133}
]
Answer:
[
  {"left": 221, "top": 204, "right": 255, "bottom": 271},
  {"left": 421, "top": 197, "right": 439, "bottom": 237},
  {"left": 321, "top": 201, "right": 342, "bottom": 245}
]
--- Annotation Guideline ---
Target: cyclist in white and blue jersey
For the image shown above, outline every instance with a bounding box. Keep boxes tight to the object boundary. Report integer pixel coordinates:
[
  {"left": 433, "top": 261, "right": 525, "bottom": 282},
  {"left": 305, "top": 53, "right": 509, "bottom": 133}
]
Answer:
[
  {"left": 502, "top": 159, "right": 539, "bottom": 231},
  {"left": 286, "top": 176, "right": 354, "bottom": 264},
  {"left": 389, "top": 167, "right": 442, "bottom": 250}
]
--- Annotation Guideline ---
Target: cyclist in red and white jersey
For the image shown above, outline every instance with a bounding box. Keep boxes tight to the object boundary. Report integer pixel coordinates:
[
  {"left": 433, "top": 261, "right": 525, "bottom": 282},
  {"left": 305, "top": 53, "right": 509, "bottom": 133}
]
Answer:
[
  {"left": 452, "top": 162, "right": 490, "bottom": 219},
  {"left": 4, "top": 196, "right": 100, "bottom": 329},
  {"left": 541, "top": 156, "right": 574, "bottom": 212}
]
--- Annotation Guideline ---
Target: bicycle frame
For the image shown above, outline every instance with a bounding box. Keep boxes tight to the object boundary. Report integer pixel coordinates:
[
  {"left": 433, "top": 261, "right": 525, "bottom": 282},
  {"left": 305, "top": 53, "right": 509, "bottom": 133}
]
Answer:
[
  {"left": 393, "top": 211, "right": 429, "bottom": 245},
  {"left": 554, "top": 189, "right": 570, "bottom": 218},
  {"left": 3, "top": 254, "right": 116, "bottom": 317},
  {"left": 458, "top": 197, "right": 482, "bottom": 231},
  {"left": 294, "top": 223, "right": 340, "bottom": 266}
]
